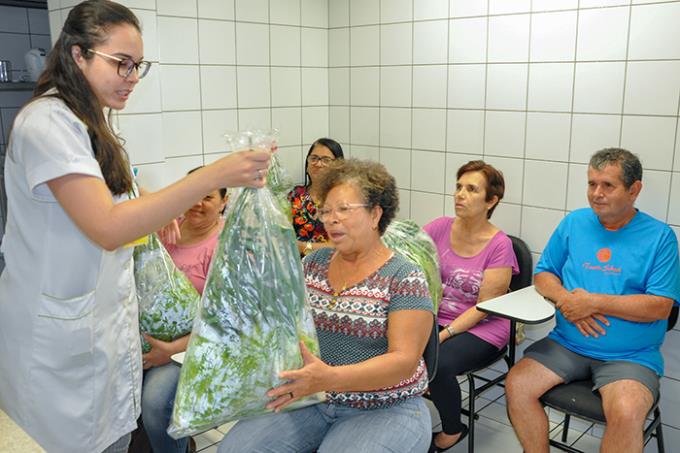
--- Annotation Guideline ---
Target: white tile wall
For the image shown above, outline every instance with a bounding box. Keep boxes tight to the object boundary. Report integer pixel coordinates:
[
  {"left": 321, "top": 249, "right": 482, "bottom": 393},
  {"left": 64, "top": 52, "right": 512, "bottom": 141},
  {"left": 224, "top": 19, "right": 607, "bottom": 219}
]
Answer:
[
  {"left": 525, "top": 112, "right": 571, "bottom": 162},
  {"left": 447, "top": 109, "right": 484, "bottom": 153},
  {"left": 449, "top": 17, "right": 486, "bottom": 63},
  {"left": 380, "top": 146, "right": 411, "bottom": 189},
  {"left": 197, "top": 0, "right": 234, "bottom": 20},
  {"left": 413, "top": 20, "right": 448, "bottom": 64},
  {"left": 527, "top": 63, "right": 574, "bottom": 112},
  {"left": 380, "top": 66, "right": 411, "bottom": 107},
  {"left": 484, "top": 111, "right": 526, "bottom": 158},
  {"left": 577, "top": 7, "right": 629, "bottom": 61},
  {"left": 488, "top": 14, "right": 530, "bottom": 63},
  {"left": 448, "top": 64, "right": 486, "bottom": 109},
  {"left": 380, "top": 107, "right": 411, "bottom": 148},
  {"left": 530, "top": 11, "right": 577, "bottom": 62},
  {"left": 381, "top": 0, "right": 412, "bottom": 23},
  {"left": 411, "top": 149, "right": 446, "bottom": 193},
  {"left": 381, "top": 23, "right": 412, "bottom": 65},
  {"left": 485, "top": 64, "right": 528, "bottom": 111},
  {"left": 413, "top": 65, "right": 447, "bottom": 108},
  {"left": 350, "top": 67, "right": 379, "bottom": 106}
]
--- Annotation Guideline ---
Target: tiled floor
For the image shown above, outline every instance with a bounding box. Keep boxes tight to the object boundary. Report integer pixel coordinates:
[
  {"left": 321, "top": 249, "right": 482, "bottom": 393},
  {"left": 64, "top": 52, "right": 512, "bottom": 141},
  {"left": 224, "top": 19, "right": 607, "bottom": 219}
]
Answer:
[{"left": 189, "top": 382, "right": 673, "bottom": 453}]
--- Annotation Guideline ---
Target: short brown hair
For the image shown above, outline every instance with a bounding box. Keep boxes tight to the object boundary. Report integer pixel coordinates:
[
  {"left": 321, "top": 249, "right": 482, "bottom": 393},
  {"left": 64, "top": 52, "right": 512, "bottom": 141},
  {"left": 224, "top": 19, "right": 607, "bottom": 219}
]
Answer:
[
  {"left": 319, "top": 158, "right": 398, "bottom": 235},
  {"left": 456, "top": 160, "right": 505, "bottom": 219}
]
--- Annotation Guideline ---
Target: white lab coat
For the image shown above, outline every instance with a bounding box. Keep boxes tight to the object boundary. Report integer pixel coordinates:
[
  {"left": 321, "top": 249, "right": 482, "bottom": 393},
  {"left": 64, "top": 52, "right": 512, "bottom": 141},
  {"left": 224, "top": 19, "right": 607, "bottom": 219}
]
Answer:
[{"left": 0, "top": 96, "right": 142, "bottom": 452}]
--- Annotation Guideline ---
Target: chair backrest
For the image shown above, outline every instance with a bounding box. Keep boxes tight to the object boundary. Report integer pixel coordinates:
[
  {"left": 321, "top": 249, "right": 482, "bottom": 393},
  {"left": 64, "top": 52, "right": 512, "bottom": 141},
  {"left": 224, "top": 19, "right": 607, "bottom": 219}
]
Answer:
[
  {"left": 508, "top": 235, "right": 533, "bottom": 292},
  {"left": 668, "top": 305, "right": 678, "bottom": 331},
  {"left": 423, "top": 313, "right": 439, "bottom": 383}
]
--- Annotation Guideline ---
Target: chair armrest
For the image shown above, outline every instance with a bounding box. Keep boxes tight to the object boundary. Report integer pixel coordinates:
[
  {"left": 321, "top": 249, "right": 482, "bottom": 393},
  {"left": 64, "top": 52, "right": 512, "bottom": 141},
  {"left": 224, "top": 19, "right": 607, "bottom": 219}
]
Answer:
[
  {"left": 477, "top": 285, "right": 555, "bottom": 325},
  {"left": 171, "top": 352, "right": 185, "bottom": 365}
]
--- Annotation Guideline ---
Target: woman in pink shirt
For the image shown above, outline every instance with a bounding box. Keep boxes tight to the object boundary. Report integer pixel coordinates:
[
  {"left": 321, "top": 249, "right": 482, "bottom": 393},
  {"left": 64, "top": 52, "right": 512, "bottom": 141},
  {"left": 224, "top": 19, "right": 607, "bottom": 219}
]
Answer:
[
  {"left": 424, "top": 161, "right": 518, "bottom": 453},
  {"left": 140, "top": 167, "right": 228, "bottom": 453}
]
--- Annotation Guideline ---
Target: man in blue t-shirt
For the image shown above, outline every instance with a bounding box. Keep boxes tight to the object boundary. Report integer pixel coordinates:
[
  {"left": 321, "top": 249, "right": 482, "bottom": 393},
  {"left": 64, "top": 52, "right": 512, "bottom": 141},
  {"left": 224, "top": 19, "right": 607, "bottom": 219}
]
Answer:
[{"left": 506, "top": 148, "right": 680, "bottom": 453}]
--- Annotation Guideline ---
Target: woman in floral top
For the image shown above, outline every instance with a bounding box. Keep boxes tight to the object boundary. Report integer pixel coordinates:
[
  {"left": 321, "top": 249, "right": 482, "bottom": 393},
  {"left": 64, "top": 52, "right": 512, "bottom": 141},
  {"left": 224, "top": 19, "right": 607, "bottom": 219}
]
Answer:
[{"left": 288, "top": 138, "right": 344, "bottom": 256}]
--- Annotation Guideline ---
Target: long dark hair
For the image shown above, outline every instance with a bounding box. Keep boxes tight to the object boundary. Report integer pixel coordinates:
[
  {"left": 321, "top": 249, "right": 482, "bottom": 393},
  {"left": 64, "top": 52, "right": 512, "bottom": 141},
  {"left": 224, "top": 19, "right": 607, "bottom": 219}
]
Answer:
[
  {"left": 30, "top": 0, "right": 141, "bottom": 195},
  {"left": 304, "top": 138, "right": 344, "bottom": 187}
]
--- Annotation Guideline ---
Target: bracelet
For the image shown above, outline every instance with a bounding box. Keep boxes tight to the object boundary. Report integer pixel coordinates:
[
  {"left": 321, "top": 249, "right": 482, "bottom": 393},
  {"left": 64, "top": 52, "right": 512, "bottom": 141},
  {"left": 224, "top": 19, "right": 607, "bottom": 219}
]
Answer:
[
  {"left": 445, "top": 325, "right": 456, "bottom": 338},
  {"left": 303, "top": 241, "right": 314, "bottom": 256}
]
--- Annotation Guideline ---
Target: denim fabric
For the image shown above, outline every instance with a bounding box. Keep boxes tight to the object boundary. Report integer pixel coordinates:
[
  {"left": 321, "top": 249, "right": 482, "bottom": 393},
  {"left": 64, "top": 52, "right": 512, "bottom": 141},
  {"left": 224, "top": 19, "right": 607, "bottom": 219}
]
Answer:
[
  {"left": 141, "top": 363, "right": 188, "bottom": 453},
  {"left": 218, "top": 397, "right": 431, "bottom": 453}
]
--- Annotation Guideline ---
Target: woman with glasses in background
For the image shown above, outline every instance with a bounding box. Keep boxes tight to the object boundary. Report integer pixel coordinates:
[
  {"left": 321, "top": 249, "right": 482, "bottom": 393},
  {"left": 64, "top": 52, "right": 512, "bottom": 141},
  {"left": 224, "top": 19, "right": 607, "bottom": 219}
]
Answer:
[
  {"left": 288, "top": 138, "right": 344, "bottom": 257},
  {"left": 219, "top": 159, "right": 433, "bottom": 453},
  {"left": 0, "top": 1, "right": 269, "bottom": 452}
]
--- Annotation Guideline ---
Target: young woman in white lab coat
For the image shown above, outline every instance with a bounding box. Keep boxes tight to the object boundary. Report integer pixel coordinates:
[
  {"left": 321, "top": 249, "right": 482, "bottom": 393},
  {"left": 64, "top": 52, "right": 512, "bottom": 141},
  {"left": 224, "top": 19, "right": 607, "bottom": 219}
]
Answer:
[{"left": 0, "top": 1, "right": 269, "bottom": 452}]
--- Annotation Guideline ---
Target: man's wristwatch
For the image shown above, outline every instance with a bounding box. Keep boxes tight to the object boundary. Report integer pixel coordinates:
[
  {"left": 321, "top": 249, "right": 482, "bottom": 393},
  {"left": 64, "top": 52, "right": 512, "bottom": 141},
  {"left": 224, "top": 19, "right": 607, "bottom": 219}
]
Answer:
[
  {"left": 445, "top": 325, "right": 456, "bottom": 338},
  {"left": 303, "top": 241, "right": 313, "bottom": 256}
]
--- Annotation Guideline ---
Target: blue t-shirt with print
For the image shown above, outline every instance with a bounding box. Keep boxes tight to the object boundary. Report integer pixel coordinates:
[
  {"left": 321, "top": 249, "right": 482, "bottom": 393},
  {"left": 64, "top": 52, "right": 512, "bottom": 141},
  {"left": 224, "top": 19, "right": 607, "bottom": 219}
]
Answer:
[{"left": 535, "top": 208, "right": 680, "bottom": 376}]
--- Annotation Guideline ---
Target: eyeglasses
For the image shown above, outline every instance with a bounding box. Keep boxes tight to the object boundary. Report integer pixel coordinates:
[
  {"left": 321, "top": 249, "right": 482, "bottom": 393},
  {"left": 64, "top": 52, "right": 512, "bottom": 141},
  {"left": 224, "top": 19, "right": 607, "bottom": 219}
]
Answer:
[
  {"left": 87, "top": 49, "right": 151, "bottom": 79},
  {"left": 318, "top": 203, "right": 369, "bottom": 222},
  {"left": 307, "top": 155, "right": 335, "bottom": 165}
]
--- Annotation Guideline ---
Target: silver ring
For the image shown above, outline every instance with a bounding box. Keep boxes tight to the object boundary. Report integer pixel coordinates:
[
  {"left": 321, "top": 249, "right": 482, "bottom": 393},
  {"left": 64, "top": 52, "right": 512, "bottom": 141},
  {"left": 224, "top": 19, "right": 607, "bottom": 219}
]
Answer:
[{"left": 255, "top": 169, "right": 263, "bottom": 180}]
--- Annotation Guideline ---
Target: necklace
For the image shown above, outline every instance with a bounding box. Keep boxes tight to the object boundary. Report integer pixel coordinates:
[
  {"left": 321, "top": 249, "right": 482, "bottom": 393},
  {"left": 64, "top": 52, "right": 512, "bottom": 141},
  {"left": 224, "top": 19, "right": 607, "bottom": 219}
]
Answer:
[
  {"left": 327, "top": 284, "right": 346, "bottom": 310},
  {"left": 327, "top": 253, "right": 351, "bottom": 310}
]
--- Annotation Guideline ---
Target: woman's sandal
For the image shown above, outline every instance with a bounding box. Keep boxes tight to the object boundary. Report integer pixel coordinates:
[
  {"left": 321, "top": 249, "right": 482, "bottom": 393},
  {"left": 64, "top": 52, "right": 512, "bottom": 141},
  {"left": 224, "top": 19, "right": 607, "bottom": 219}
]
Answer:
[{"left": 428, "top": 424, "right": 469, "bottom": 452}]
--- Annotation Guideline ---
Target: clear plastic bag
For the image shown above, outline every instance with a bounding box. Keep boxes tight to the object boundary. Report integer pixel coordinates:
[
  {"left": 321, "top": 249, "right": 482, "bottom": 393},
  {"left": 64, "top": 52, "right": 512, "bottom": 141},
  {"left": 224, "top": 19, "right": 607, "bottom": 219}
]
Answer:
[
  {"left": 168, "top": 131, "right": 323, "bottom": 438},
  {"left": 382, "top": 219, "right": 442, "bottom": 311},
  {"left": 265, "top": 137, "right": 294, "bottom": 219},
  {"left": 133, "top": 233, "right": 200, "bottom": 352}
]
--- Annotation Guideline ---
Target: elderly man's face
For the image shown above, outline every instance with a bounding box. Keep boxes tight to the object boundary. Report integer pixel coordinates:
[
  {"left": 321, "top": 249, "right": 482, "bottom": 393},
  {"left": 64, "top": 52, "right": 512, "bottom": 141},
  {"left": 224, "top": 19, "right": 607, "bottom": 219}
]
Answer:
[{"left": 587, "top": 163, "right": 640, "bottom": 226}]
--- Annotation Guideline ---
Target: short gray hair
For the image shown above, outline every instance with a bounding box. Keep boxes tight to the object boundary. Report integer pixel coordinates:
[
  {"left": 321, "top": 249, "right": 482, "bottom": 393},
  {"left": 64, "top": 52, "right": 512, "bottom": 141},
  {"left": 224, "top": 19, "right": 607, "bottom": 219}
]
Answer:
[{"left": 589, "top": 148, "right": 642, "bottom": 189}]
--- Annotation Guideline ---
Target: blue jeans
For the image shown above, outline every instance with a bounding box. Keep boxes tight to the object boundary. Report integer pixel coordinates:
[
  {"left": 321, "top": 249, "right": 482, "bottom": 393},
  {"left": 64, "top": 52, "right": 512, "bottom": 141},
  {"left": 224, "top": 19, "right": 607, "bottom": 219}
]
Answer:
[
  {"left": 141, "top": 363, "right": 188, "bottom": 453},
  {"left": 217, "top": 397, "right": 431, "bottom": 453}
]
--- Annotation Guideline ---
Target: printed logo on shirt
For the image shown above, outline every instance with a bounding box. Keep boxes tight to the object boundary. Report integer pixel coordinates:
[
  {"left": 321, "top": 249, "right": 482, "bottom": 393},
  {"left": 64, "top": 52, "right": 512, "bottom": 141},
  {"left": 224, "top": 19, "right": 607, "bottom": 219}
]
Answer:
[
  {"left": 583, "top": 248, "right": 621, "bottom": 274},
  {"left": 596, "top": 248, "right": 611, "bottom": 263}
]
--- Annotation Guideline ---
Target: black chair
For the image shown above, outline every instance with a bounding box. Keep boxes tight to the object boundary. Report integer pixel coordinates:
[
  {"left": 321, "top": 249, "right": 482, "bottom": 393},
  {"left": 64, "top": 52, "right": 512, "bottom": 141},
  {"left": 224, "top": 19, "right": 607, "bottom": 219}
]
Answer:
[
  {"left": 423, "top": 313, "right": 440, "bottom": 383},
  {"left": 540, "top": 305, "right": 679, "bottom": 453},
  {"left": 457, "top": 235, "right": 533, "bottom": 453}
]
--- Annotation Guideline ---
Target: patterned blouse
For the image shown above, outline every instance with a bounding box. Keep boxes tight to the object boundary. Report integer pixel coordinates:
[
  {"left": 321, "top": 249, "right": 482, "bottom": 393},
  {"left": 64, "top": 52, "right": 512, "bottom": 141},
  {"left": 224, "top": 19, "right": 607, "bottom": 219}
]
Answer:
[
  {"left": 288, "top": 185, "right": 328, "bottom": 243},
  {"left": 303, "top": 248, "right": 433, "bottom": 409}
]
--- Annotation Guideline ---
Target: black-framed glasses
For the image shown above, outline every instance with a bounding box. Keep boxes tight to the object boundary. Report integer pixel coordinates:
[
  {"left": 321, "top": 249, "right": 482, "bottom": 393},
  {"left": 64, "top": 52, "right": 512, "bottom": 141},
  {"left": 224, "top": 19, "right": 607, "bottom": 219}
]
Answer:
[
  {"left": 87, "top": 49, "right": 151, "bottom": 79},
  {"left": 307, "top": 155, "right": 335, "bottom": 165}
]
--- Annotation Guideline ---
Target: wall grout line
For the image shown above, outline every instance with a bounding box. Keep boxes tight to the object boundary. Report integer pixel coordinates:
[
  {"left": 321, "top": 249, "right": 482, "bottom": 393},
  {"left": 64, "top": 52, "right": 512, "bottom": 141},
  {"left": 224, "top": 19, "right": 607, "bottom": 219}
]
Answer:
[
  {"left": 617, "top": 1, "right": 634, "bottom": 147},
  {"left": 564, "top": 0, "right": 582, "bottom": 213}
]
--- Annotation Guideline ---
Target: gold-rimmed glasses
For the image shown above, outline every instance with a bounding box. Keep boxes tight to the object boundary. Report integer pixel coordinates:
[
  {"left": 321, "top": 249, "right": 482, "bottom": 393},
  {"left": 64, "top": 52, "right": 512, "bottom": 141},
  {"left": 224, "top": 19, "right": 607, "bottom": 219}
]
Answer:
[
  {"left": 318, "top": 203, "right": 369, "bottom": 222},
  {"left": 87, "top": 49, "right": 151, "bottom": 79}
]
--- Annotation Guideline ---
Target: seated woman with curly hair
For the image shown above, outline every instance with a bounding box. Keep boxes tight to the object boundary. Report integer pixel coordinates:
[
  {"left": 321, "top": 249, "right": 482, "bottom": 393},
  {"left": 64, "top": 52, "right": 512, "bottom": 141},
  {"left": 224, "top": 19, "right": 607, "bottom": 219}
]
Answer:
[{"left": 219, "top": 159, "right": 434, "bottom": 453}]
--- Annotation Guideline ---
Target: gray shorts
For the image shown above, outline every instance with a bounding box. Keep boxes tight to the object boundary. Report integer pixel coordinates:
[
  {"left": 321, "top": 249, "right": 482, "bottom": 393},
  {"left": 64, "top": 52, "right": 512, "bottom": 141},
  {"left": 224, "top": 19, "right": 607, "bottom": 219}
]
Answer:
[{"left": 524, "top": 337, "right": 660, "bottom": 401}]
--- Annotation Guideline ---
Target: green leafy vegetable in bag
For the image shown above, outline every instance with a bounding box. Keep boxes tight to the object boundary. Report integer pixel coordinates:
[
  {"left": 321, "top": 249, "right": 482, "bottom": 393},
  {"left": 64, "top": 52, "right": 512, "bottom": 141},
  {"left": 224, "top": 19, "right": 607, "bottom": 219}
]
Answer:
[
  {"left": 134, "top": 233, "right": 200, "bottom": 353},
  {"left": 266, "top": 149, "right": 294, "bottom": 220},
  {"left": 383, "top": 219, "right": 442, "bottom": 311},
  {"left": 168, "top": 182, "right": 323, "bottom": 439}
]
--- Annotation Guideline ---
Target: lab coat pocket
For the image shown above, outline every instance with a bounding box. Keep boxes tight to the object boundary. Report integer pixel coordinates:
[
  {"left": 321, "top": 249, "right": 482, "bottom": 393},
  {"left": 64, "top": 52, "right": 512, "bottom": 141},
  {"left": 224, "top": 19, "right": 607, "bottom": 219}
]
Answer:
[
  {"left": 35, "top": 290, "right": 95, "bottom": 368},
  {"left": 29, "top": 291, "right": 96, "bottom": 448}
]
